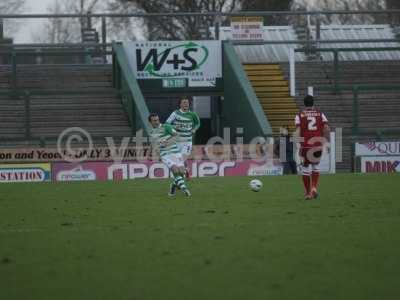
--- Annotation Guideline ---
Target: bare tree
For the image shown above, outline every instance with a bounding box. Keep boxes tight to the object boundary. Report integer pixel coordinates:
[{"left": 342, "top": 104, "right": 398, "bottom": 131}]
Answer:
[
  {"left": 34, "top": 0, "right": 104, "bottom": 43},
  {"left": 106, "top": 0, "right": 140, "bottom": 41},
  {"left": 241, "top": 0, "right": 294, "bottom": 25},
  {"left": 106, "top": 0, "right": 299, "bottom": 40},
  {"left": 107, "top": 0, "right": 240, "bottom": 40},
  {"left": 292, "top": 0, "right": 387, "bottom": 25},
  {"left": 0, "top": 0, "right": 25, "bottom": 13},
  {"left": 386, "top": 0, "right": 400, "bottom": 9},
  {"left": 0, "top": 0, "right": 26, "bottom": 38},
  {"left": 385, "top": 0, "right": 400, "bottom": 23},
  {"left": 35, "top": 0, "right": 78, "bottom": 43}
]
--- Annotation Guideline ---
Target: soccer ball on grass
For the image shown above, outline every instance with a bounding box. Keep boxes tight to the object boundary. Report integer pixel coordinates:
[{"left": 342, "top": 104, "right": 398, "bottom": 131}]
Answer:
[{"left": 249, "top": 179, "right": 263, "bottom": 192}]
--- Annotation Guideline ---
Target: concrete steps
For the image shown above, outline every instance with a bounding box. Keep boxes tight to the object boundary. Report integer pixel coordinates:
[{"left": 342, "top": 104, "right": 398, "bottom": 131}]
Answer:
[
  {"left": 244, "top": 63, "right": 298, "bottom": 135},
  {"left": 0, "top": 64, "right": 132, "bottom": 143}
]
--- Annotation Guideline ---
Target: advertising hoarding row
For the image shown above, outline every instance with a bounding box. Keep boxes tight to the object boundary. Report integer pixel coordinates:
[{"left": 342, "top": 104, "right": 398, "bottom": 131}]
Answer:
[
  {"left": 1, "top": 136, "right": 337, "bottom": 182},
  {"left": 360, "top": 156, "right": 400, "bottom": 173},
  {"left": 0, "top": 145, "right": 268, "bottom": 163},
  {"left": 52, "top": 160, "right": 283, "bottom": 182},
  {"left": 355, "top": 141, "right": 400, "bottom": 156},
  {"left": 0, "top": 159, "right": 283, "bottom": 183},
  {"left": 355, "top": 141, "right": 400, "bottom": 173},
  {"left": 0, "top": 164, "right": 51, "bottom": 183}
]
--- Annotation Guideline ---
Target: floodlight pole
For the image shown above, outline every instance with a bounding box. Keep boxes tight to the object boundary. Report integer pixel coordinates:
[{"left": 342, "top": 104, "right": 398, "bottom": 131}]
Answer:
[{"left": 289, "top": 47, "right": 296, "bottom": 97}]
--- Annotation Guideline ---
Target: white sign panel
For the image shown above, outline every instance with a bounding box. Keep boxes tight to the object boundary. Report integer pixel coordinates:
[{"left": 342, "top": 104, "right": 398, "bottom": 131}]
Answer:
[
  {"left": 231, "top": 16, "right": 264, "bottom": 40},
  {"left": 355, "top": 141, "right": 400, "bottom": 156},
  {"left": 247, "top": 163, "right": 283, "bottom": 176},
  {"left": 0, "top": 163, "right": 51, "bottom": 183},
  {"left": 56, "top": 166, "right": 96, "bottom": 181},
  {"left": 125, "top": 41, "right": 222, "bottom": 87},
  {"left": 361, "top": 156, "right": 400, "bottom": 173},
  {"left": 295, "top": 132, "right": 336, "bottom": 174}
]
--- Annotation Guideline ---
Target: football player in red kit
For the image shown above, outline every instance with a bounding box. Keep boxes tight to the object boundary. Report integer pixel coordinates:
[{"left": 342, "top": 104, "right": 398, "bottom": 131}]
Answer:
[{"left": 294, "top": 95, "right": 330, "bottom": 200}]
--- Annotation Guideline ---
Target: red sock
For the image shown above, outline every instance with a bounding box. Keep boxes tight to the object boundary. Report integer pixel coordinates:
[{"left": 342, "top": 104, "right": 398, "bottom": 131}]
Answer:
[
  {"left": 311, "top": 171, "right": 319, "bottom": 190},
  {"left": 302, "top": 175, "right": 311, "bottom": 195}
]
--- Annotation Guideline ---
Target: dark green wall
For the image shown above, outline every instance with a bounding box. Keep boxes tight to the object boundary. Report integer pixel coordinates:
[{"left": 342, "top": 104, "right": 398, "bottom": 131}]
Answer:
[{"left": 222, "top": 42, "right": 272, "bottom": 143}]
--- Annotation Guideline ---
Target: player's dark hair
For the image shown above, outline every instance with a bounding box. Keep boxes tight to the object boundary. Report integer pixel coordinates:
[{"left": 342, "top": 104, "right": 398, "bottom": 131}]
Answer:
[
  {"left": 304, "top": 95, "right": 314, "bottom": 107},
  {"left": 179, "top": 96, "right": 190, "bottom": 106},
  {"left": 148, "top": 113, "right": 158, "bottom": 122}
]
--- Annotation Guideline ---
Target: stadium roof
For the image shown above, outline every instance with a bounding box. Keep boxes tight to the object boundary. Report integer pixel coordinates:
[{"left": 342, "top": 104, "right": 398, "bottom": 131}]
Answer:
[
  {"left": 216, "top": 26, "right": 306, "bottom": 63},
  {"left": 215, "top": 24, "right": 400, "bottom": 62},
  {"left": 311, "top": 24, "right": 400, "bottom": 61}
]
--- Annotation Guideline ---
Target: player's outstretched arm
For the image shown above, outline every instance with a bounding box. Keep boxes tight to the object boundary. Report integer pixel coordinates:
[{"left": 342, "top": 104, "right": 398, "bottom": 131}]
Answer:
[
  {"left": 165, "top": 111, "right": 177, "bottom": 125},
  {"left": 159, "top": 124, "right": 178, "bottom": 147}
]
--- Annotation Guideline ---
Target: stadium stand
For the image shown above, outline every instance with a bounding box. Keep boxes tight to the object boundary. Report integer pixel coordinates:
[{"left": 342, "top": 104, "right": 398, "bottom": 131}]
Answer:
[
  {"left": 282, "top": 61, "right": 400, "bottom": 170},
  {"left": 2, "top": 22, "right": 400, "bottom": 172},
  {"left": 243, "top": 63, "right": 297, "bottom": 134},
  {"left": 0, "top": 67, "right": 25, "bottom": 140},
  {"left": 0, "top": 63, "right": 132, "bottom": 145},
  {"left": 217, "top": 23, "right": 400, "bottom": 171}
]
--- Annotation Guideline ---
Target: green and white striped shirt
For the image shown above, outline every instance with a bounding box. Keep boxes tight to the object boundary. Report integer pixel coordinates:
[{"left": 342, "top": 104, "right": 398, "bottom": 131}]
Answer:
[
  {"left": 166, "top": 109, "right": 200, "bottom": 143},
  {"left": 149, "top": 124, "right": 180, "bottom": 157}
]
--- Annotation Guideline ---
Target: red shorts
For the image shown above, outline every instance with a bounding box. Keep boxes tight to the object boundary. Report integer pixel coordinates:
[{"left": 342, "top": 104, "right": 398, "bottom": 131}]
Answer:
[{"left": 300, "top": 147, "right": 323, "bottom": 165}]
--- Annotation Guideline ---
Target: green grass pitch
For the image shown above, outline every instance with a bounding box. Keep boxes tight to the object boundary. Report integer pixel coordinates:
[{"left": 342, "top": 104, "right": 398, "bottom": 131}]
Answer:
[{"left": 1, "top": 174, "right": 400, "bottom": 300}]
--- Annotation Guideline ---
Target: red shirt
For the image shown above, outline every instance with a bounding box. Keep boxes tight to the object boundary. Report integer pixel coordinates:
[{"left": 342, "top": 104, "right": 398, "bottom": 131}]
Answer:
[{"left": 295, "top": 108, "right": 328, "bottom": 148}]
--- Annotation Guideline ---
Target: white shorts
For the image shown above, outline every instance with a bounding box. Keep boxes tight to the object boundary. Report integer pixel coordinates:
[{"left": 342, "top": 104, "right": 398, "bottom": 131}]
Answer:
[
  {"left": 177, "top": 142, "right": 193, "bottom": 157},
  {"left": 161, "top": 153, "right": 185, "bottom": 169}
]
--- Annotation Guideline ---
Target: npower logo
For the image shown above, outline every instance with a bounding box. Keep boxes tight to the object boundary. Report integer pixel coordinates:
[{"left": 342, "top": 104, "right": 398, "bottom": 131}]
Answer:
[
  {"left": 136, "top": 42, "right": 209, "bottom": 77},
  {"left": 56, "top": 166, "right": 96, "bottom": 181}
]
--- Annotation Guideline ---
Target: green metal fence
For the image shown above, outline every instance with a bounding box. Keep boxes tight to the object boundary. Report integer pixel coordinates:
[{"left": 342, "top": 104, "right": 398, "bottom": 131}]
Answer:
[
  {"left": 295, "top": 47, "right": 400, "bottom": 93},
  {"left": 313, "top": 84, "right": 400, "bottom": 140},
  {"left": 351, "top": 84, "right": 400, "bottom": 138},
  {"left": 293, "top": 47, "right": 400, "bottom": 139},
  {"left": 0, "top": 45, "right": 112, "bottom": 95},
  {"left": 112, "top": 42, "right": 151, "bottom": 136},
  {"left": 0, "top": 89, "right": 129, "bottom": 145},
  {"left": 0, "top": 44, "right": 144, "bottom": 145}
]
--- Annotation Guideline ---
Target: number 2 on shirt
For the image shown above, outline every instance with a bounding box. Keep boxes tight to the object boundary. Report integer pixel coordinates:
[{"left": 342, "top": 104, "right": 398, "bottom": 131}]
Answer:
[{"left": 307, "top": 116, "right": 317, "bottom": 131}]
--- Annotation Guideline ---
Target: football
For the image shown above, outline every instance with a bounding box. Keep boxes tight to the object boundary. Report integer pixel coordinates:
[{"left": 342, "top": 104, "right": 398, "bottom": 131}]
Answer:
[{"left": 249, "top": 179, "right": 263, "bottom": 192}]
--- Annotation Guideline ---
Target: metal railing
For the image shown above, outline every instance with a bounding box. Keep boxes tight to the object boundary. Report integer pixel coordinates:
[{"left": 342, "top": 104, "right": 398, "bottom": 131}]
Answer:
[
  {"left": 1, "top": 9, "right": 400, "bottom": 43},
  {"left": 1, "top": 9, "right": 400, "bottom": 145},
  {"left": 310, "top": 83, "right": 400, "bottom": 139},
  {"left": 294, "top": 47, "right": 400, "bottom": 94},
  {"left": 351, "top": 84, "right": 400, "bottom": 137},
  {"left": 0, "top": 89, "right": 127, "bottom": 144},
  {"left": 0, "top": 45, "right": 112, "bottom": 94}
]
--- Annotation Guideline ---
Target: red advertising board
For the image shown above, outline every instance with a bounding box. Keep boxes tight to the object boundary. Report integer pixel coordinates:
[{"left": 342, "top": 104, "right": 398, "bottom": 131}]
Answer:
[
  {"left": 52, "top": 160, "right": 283, "bottom": 182},
  {"left": 360, "top": 156, "right": 400, "bottom": 173}
]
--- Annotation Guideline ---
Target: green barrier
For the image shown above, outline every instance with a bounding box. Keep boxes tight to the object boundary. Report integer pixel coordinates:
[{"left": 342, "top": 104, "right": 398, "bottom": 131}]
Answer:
[
  {"left": 222, "top": 41, "right": 272, "bottom": 142},
  {"left": 112, "top": 42, "right": 151, "bottom": 135}
]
